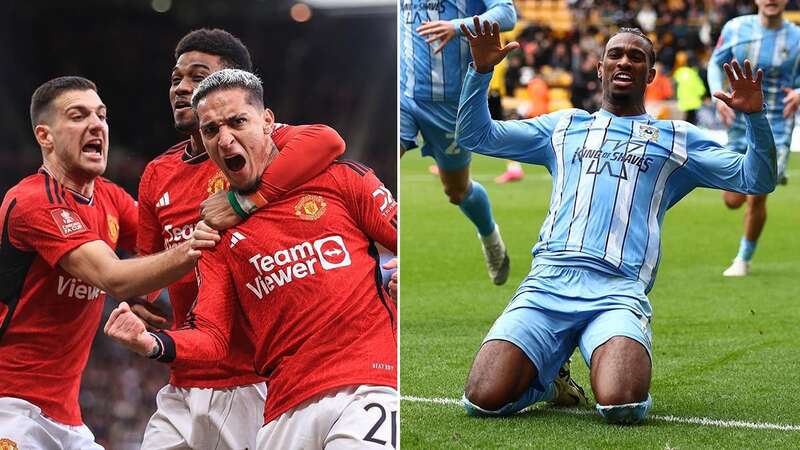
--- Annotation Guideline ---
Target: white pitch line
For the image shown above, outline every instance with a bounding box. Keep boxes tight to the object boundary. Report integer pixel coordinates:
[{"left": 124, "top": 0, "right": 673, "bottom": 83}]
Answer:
[{"left": 401, "top": 395, "right": 800, "bottom": 432}]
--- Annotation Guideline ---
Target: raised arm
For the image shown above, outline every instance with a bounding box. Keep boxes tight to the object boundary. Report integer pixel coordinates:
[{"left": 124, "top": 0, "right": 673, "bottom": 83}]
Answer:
[
  {"left": 708, "top": 24, "right": 736, "bottom": 126},
  {"left": 417, "top": 0, "right": 516, "bottom": 54},
  {"left": 687, "top": 59, "right": 776, "bottom": 193},
  {"left": 456, "top": 17, "right": 564, "bottom": 166}
]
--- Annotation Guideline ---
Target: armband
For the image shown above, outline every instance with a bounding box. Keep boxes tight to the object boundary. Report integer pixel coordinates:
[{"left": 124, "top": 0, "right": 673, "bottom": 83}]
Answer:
[{"left": 231, "top": 190, "right": 268, "bottom": 217}]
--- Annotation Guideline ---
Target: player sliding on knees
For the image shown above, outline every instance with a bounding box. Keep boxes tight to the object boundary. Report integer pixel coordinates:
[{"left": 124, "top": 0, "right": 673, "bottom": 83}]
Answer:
[{"left": 456, "top": 17, "right": 775, "bottom": 424}]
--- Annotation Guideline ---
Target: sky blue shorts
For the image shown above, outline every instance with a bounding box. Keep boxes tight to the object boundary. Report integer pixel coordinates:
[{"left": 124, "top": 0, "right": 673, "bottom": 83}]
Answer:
[
  {"left": 400, "top": 95, "right": 471, "bottom": 171},
  {"left": 483, "top": 264, "right": 653, "bottom": 392}
]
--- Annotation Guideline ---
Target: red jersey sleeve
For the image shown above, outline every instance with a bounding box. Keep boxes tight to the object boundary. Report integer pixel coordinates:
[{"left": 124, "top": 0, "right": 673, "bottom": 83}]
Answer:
[
  {"left": 108, "top": 182, "right": 138, "bottom": 253},
  {"left": 11, "top": 199, "right": 102, "bottom": 268},
  {"left": 335, "top": 161, "right": 397, "bottom": 254},
  {"left": 154, "top": 243, "right": 236, "bottom": 367},
  {"left": 136, "top": 163, "right": 163, "bottom": 257},
  {"left": 257, "top": 124, "right": 345, "bottom": 201}
]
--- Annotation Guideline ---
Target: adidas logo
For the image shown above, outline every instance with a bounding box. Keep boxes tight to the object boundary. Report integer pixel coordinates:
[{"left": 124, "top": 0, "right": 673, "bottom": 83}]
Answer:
[
  {"left": 156, "top": 192, "right": 170, "bottom": 208},
  {"left": 230, "top": 231, "right": 246, "bottom": 248}
]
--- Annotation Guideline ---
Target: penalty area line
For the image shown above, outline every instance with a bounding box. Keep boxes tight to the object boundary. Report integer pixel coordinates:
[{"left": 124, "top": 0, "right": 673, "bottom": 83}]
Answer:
[{"left": 401, "top": 395, "right": 800, "bottom": 432}]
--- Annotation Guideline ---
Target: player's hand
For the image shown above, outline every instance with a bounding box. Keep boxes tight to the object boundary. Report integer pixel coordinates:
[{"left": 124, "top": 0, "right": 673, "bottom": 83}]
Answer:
[
  {"left": 783, "top": 87, "right": 800, "bottom": 118},
  {"left": 183, "top": 221, "right": 220, "bottom": 260},
  {"left": 104, "top": 302, "right": 158, "bottom": 356},
  {"left": 461, "top": 16, "right": 519, "bottom": 73},
  {"left": 382, "top": 258, "right": 398, "bottom": 303},
  {"left": 128, "top": 297, "right": 171, "bottom": 330},
  {"left": 712, "top": 59, "right": 764, "bottom": 114},
  {"left": 715, "top": 100, "right": 736, "bottom": 127},
  {"left": 417, "top": 20, "right": 457, "bottom": 54},
  {"left": 200, "top": 190, "right": 243, "bottom": 231}
]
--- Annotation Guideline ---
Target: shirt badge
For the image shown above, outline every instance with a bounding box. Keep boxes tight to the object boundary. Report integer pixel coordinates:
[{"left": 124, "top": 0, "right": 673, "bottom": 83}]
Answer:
[
  {"left": 207, "top": 170, "right": 229, "bottom": 196},
  {"left": 50, "top": 208, "right": 86, "bottom": 237},
  {"left": 635, "top": 122, "right": 659, "bottom": 141},
  {"left": 107, "top": 214, "right": 119, "bottom": 244},
  {"left": 295, "top": 195, "right": 327, "bottom": 221}
]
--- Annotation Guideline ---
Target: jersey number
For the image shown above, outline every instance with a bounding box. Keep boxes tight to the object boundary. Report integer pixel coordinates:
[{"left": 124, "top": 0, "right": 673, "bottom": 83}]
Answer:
[{"left": 363, "top": 402, "right": 397, "bottom": 448}]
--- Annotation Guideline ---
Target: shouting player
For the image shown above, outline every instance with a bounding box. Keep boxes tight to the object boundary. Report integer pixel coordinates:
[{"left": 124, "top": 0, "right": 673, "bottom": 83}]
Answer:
[
  {"left": 0, "top": 77, "right": 217, "bottom": 449},
  {"left": 707, "top": 0, "right": 800, "bottom": 277},
  {"left": 400, "top": 0, "right": 516, "bottom": 285},
  {"left": 106, "top": 69, "right": 398, "bottom": 448},
  {"left": 456, "top": 19, "right": 775, "bottom": 424},
  {"left": 137, "top": 29, "right": 346, "bottom": 449}
]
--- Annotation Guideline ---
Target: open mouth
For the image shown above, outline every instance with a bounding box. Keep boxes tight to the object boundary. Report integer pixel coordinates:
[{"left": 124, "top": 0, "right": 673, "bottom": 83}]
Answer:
[
  {"left": 612, "top": 72, "right": 633, "bottom": 86},
  {"left": 174, "top": 99, "right": 192, "bottom": 112},
  {"left": 224, "top": 154, "right": 246, "bottom": 172},
  {"left": 82, "top": 141, "right": 103, "bottom": 155}
]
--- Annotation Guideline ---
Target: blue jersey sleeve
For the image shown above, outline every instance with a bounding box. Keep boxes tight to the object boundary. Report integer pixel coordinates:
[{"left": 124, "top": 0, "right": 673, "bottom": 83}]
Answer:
[
  {"left": 452, "top": 0, "right": 516, "bottom": 35},
  {"left": 708, "top": 23, "right": 735, "bottom": 96},
  {"left": 683, "top": 112, "right": 777, "bottom": 194},
  {"left": 456, "top": 65, "right": 567, "bottom": 168}
]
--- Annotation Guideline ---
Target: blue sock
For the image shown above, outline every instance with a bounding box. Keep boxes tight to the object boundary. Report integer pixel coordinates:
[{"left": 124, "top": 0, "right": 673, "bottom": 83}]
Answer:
[
  {"left": 736, "top": 237, "right": 757, "bottom": 262},
  {"left": 462, "top": 383, "right": 555, "bottom": 417},
  {"left": 596, "top": 393, "right": 652, "bottom": 425},
  {"left": 458, "top": 181, "right": 495, "bottom": 237}
]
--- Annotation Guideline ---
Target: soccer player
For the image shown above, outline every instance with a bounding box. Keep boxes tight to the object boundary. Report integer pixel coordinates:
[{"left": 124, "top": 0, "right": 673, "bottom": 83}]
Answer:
[
  {"left": 707, "top": 0, "right": 800, "bottom": 277},
  {"left": 400, "top": 0, "right": 516, "bottom": 285},
  {"left": 0, "top": 76, "right": 218, "bottom": 449},
  {"left": 456, "top": 19, "right": 776, "bottom": 424},
  {"left": 106, "top": 69, "right": 398, "bottom": 448},
  {"left": 136, "top": 29, "right": 346, "bottom": 449}
]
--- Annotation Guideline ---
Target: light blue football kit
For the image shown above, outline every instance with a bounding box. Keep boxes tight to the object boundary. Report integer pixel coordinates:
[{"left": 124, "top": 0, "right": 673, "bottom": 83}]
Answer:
[
  {"left": 708, "top": 15, "right": 800, "bottom": 179},
  {"left": 457, "top": 66, "right": 777, "bottom": 419},
  {"left": 399, "top": 0, "right": 516, "bottom": 169}
]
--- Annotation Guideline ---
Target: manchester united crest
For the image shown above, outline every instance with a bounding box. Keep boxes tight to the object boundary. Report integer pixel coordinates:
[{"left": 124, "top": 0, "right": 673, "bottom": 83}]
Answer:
[
  {"left": 207, "top": 170, "right": 229, "bottom": 195},
  {"left": 295, "top": 195, "right": 327, "bottom": 221},
  {"left": 0, "top": 438, "right": 19, "bottom": 450},
  {"left": 107, "top": 214, "right": 119, "bottom": 244}
]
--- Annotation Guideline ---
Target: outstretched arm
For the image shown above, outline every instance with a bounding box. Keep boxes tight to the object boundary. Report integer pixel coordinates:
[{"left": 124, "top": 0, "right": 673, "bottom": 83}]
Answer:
[
  {"left": 417, "top": 0, "right": 516, "bottom": 54},
  {"left": 688, "top": 59, "right": 776, "bottom": 193},
  {"left": 456, "top": 17, "right": 563, "bottom": 166}
]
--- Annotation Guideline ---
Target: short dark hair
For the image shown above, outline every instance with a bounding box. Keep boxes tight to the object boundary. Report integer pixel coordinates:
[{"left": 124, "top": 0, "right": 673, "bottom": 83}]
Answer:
[
  {"left": 30, "top": 76, "right": 97, "bottom": 130},
  {"left": 175, "top": 28, "right": 253, "bottom": 71},
  {"left": 191, "top": 69, "right": 263, "bottom": 111},
  {"left": 606, "top": 27, "right": 656, "bottom": 69}
]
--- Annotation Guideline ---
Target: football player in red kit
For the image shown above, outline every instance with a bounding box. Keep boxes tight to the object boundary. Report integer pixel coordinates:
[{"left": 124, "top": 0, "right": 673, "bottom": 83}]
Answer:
[
  {"left": 0, "top": 76, "right": 217, "bottom": 449},
  {"left": 107, "top": 69, "right": 398, "bottom": 449},
  {"left": 136, "top": 29, "right": 346, "bottom": 449}
]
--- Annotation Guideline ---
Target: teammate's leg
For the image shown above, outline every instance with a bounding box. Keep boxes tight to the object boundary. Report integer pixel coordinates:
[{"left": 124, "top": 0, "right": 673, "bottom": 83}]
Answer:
[
  {"left": 722, "top": 191, "right": 746, "bottom": 209},
  {"left": 580, "top": 309, "right": 653, "bottom": 424},
  {"left": 141, "top": 385, "right": 193, "bottom": 450},
  {"left": 724, "top": 193, "right": 767, "bottom": 276}
]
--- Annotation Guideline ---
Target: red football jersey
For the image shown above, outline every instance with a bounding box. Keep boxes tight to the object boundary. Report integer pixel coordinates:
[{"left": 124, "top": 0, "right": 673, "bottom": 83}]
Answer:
[
  {"left": 154, "top": 161, "right": 397, "bottom": 424},
  {"left": 138, "top": 124, "right": 345, "bottom": 388},
  {"left": 0, "top": 169, "right": 137, "bottom": 425}
]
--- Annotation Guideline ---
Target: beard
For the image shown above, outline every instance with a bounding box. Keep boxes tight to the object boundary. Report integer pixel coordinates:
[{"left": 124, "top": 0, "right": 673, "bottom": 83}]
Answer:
[{"left": 174, "top": 116, "right": 198, "bottom": 135}]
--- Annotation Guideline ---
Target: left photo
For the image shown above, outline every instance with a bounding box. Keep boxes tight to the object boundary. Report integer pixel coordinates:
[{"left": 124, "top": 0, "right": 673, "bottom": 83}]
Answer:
[{"left": 0, "top": 1, "right": 397, "bottom": 449}]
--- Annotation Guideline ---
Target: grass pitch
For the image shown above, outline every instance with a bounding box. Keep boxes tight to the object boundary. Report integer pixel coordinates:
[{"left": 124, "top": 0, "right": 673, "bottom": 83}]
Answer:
[{"left": 399, "top": 152, "right": 800, "bottom": 449}]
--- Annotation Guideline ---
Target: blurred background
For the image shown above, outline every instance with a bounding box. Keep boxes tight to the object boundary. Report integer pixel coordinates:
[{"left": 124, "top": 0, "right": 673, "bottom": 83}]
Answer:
[{"left": 0, "top": 0, "right": 394, "bottom": 448}]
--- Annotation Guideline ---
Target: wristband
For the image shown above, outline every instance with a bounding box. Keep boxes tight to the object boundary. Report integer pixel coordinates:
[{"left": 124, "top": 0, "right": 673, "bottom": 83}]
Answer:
[
  {"left": 234, "top": 190, "right": 268, "bottom": 215},
  {"left": 227, "top": 190, "right": 249, "bottom": 219},
  {"left": 146, "top": 332, "right": 163, "bottom": 359}
]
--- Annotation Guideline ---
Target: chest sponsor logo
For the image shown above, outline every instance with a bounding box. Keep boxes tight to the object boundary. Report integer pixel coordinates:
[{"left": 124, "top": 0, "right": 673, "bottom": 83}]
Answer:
[
  {"left": 57, "top": 275, "right": 102, "bottom": 300},
  {"left": 50, "top": 208, "right": 86, "bottom": 237},
  {"left": 294, "top": 195, "right": 327, "bottom": 221},
  {"left": 0, "top": 438, "right": 18, "bottom": 450},
  {"left": 207, "top": 170, "right": 228, "bottom": 196},
  {"left": 573, "top": 139, "right": 654, "bottom": 179},
  {"left": 107, "top": 214, "right": 119, "bottom": 244},
  {"left": 163, "top": 223, "right": 195, "bottom": 249},
  {"left": 245, "top": 235, "right": 351, "bottom": 299}
]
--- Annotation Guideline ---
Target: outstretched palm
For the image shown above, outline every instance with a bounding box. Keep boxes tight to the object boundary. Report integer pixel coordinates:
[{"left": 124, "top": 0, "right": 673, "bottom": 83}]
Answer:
[
  {"left": 460, "top": 16, "right": 519, "bottom": 74},
  {"left": 713, "top": 59, "right": 764, "bottom": 114}
]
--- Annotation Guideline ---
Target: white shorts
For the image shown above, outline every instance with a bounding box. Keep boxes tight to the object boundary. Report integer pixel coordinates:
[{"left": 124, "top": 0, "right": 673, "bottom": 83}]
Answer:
[
  {"left": 257, "top": 385, "right": 398, "bottom": 450},
  {"left": 141, "top": 382, "right": 266, "bottom": 450},
  {"left": 0, "top": 397, "right": 103, "bottom": 450}
]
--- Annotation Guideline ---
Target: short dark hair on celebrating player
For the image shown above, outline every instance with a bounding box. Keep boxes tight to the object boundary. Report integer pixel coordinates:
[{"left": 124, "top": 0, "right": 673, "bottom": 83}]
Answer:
[
  {"left": 175, "top": 28, "right": 253, "bottom": 71},
  {"left": 606, "top": 27, "right": 656, "bottom": 69},
  {"left": 30, "top": 76, "right": 97, "bottom": 130},
  {"left": 191, "top": 69, "right": 264, "bottom": 110}
]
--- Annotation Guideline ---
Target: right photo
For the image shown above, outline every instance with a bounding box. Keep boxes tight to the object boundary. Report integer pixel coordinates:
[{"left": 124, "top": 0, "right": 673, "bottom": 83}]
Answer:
[{"left": 400, "top": 0, "right": 800, "bottom": 448}]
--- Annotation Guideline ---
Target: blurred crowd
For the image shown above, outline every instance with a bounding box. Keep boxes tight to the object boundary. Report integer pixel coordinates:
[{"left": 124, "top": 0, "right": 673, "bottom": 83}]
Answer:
[{"left": 499, "top": 0, "right": 799, "bottom": 124}]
